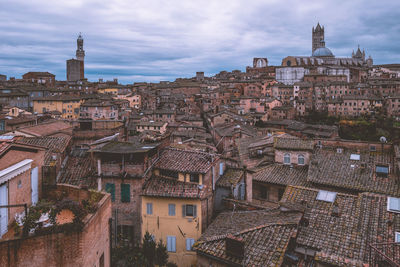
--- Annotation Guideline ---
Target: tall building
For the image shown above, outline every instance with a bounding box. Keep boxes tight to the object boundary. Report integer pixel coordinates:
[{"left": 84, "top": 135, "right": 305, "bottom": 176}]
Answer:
[
  {"left": 67, "top": 33, "right": 85, "bottom": 82},
  {"left": 312, "top": 22, "right": 325, "bottom": 53}
]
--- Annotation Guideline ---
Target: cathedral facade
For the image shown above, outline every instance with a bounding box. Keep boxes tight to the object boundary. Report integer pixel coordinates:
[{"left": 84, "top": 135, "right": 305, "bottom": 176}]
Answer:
[{"left": 276, "top": 23, "right": 373, "bottom": 85}]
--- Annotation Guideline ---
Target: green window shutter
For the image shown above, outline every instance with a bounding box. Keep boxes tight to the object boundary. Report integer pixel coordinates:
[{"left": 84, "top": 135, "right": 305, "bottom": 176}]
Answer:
[
  {"left": 105, "top": 183, "right": 115, "bottom": 202},
  {"left": 121, "top": 184, "right": 130, "bottom": 203}
]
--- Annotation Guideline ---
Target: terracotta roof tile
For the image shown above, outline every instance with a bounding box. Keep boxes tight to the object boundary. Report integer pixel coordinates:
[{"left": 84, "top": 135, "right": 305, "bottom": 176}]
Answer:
[
  {"left": 195, "top": 209, "right": 302, "bottom": 266},
  {"left": 274, "top": 137, "right": 314, "bottom": 151},
  {"left": 307, "top": 147, "right": 400, "bottom": 196},
  {"left": 142, "top": 175, "right": 206, "bottom": 199},
  {"left": 253, "top": 164, "right": 309, "bottom": 186},
  {"left": 155, "top": 148, "right": 216, "bottom": 174},
  {"left": 216, "top": 168, "right": 244, "bottom": 188}
]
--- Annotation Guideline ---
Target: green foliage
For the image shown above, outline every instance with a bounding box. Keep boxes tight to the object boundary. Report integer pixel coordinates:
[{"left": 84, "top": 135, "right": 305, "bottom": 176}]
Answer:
[
  {"left": 22, "top": 199, "right": 86, "bottom": 237},
  {"left": 22, "top": 200, "right": 53, "bottom": 237},
  {"left": 155, "top": 239, "right": 169, "bottom": 266},
  {"left": 112, "top": 231, "right": 171, "bottom": 267},
  {"left": 142, "top": 232, "right": 156, "bottom": 266}
]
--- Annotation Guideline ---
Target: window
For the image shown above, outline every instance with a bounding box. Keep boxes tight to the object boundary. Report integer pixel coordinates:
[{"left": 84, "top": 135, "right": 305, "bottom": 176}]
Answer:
[
  {"left": 168, "top": 204, "right": 175, "bottom": 216},
  {"left": 260, "top": 186, "right": 268, "bottom": 199},
  {"left": 387, "top": 197, "right": 400, "bottom": 213},
  {"left": 298, "top": 154, "right": 305, "bottom": 165},
  {"left": 376, "top": 165, "right": 389, "bottom": 177},
  {"left": 121, "top": 184, "right": 130, "bottom": 203},
  {"left": 167, "top": 236, "right": 176, "bottom": 252},
  {"left": 190, "top": 173, "right": 199, "bottom": 183},
  {"left": 219, "top": 162, "right": 224, "bottom": 175},
  {"left": 396, "top": 232, "right": 400, "bottom": 243},
  {"left": 159, "top": 169, "right": 178, "bottom": 179},
  {"left": 284, "top": 153, "right": 291, "bottom": 164},
  {"left": 370, "top": 145, "right": 376, "bottom": 152},
  {"left": 182, "top": 204, "right": 197, "bottom": 217},
  {"left": 316, "top": 190, "right": 337, "bottom": 202},
  {"left": 186, "top": 238, "right": 195, "bottom": 251},
  {"left": 117, "top": 225, "right": 134, "bottom": 245},
  {"left": 278, "top": 188, "right": 285, "bottom": 201},
  {"left": 105, "top": 183, "right": 115, "bottom": 202},
  {"left": 146, "top": 203, "right": 153, "bottom": 215}
]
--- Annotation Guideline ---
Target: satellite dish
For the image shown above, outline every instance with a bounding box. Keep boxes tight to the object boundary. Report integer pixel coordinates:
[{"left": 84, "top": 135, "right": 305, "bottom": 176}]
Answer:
[{"left": 380, "top": 136, "right": 387, "bottom": 143}]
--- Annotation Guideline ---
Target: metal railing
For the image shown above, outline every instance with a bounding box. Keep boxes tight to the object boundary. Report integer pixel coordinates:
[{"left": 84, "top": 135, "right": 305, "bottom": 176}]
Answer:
[{"left": 369, "top": 242, "right": 400, "bottom": 267}]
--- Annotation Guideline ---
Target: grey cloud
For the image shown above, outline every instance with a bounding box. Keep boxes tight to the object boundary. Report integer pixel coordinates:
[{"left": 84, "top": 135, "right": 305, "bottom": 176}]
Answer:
[{"left": 0, "top": 0, "right": 399, "bottom": 83}]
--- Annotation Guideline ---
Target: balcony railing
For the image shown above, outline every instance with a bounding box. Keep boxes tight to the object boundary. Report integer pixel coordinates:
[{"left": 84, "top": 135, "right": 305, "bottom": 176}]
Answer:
[{"left": 369, "top": 242, "right": 400, "bottom": 267}]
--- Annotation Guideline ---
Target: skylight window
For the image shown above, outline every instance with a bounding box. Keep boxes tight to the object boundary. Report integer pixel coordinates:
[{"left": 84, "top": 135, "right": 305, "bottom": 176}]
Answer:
[
  {"left": 316, "top": 190, "right": 337, "bottom": 203},
  {"left": 388, "top": 197, "right": 400, "bottom": 213},
  {"left": 350, "top": 154, "right": 360, "bottom": 161},
  {"left": 376, "top": 165, "right": 389, "bottom": 177},
  {"left": 396, "top": 232, "right": 400, "bottom": 243}
]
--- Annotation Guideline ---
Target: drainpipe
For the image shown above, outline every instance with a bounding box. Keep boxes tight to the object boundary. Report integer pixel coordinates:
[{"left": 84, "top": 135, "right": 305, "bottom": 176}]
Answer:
[{"left": 109, "top": 218, "right": 113, "bottom": 267}]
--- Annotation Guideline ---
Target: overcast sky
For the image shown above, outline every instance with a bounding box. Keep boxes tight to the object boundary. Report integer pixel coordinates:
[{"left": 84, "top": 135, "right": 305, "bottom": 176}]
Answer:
[{"left": 0, "top": 0, "right": 399, "bottom": 84}]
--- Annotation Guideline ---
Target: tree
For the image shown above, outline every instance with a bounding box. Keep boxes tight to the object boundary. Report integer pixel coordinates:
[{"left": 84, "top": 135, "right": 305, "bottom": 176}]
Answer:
[
  {"left": 142, "top": 231, "right": 156, "bottom": 266},
  {"left": 112, "top": 231, "right": 170, "bottom": 267},
  {"left": 155, "top": 239, "right": 169, "bottom": 266}
]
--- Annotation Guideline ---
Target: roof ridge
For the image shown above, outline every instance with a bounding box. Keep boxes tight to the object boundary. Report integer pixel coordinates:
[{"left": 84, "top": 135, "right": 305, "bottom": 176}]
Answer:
[{"left": 200, "top": 221, "right": 298, "bottom": 243}]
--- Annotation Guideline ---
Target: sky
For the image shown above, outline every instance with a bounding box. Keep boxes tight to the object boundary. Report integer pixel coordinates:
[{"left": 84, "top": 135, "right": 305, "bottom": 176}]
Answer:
[{"left": 0, "top": 0, "right": 400, "bottom": 84}]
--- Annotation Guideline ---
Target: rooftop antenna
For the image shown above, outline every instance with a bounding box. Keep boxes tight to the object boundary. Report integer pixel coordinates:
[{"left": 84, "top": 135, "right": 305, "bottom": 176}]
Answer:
[{"left": 380, "top": 136, "right": 387, "bottom": 156}]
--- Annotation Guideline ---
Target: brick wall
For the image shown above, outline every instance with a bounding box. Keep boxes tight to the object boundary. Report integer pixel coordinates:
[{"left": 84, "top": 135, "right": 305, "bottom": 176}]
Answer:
[
  {"left": 0, "top": 185, "right": 111, "bottom": 267},
  {"left": 275, "top": 150, "right": 311, "bottom": 165}
]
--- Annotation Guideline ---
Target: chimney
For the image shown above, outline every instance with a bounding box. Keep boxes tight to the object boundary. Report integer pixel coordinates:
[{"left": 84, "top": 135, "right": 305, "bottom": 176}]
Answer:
[
  {"left": 331, "top": 204, "right": 340, "bottom": 217},
  {"left": 226, "top": 235, "right": 244, "bottom": 259}
]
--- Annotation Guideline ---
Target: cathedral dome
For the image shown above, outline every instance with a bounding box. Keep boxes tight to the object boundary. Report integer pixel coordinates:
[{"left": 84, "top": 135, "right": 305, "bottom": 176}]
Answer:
[{"left": 312, "top": 47, "right": 334, "bottom": 57}]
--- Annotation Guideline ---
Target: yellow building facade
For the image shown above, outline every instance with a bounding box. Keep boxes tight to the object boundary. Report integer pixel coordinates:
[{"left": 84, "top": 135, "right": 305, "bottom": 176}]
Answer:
[
  {"left": 98, "top": 88, "right": 119, "bottom": 95},
  {"left": 33, "top": 96, "right": 82, "bottom": 119},
  {"left": 141, "top": 196, "right": 201, "bottom": 267}
]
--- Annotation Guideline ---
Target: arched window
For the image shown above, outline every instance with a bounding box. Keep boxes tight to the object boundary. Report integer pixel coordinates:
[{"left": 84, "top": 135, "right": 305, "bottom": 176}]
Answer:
[
  {"left": 298, "top": 154, "right": 305, "bottom": 165},
  {"left": 257, "top": 59, "right": 265, "bottom": 68},
  {"left": 284, "top": 153, "right": 291, "bottom": 164}
]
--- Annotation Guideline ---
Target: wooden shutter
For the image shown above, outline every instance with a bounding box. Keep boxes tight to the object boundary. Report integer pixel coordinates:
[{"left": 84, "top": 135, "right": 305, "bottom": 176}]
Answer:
[
  {"left": 105, "top": 183, "right": 115, "bottom": 202},
  {"left": 182, "top": 205, "right": 186, "bottom": 217},
  {"left": 193, "top": 205, "right": 197, "bottom": 217},
  {"left": 168, "top": 204, "right": 175, "bottom": 216},
  {"left": 186, "top": 238, "right": 191, "bottom": 251},
  {"left": 172, "top": 236, "right": 176, "bottom": 252},
  {"left": 121, "top": 184, "right": 130, "bottom": 203}
]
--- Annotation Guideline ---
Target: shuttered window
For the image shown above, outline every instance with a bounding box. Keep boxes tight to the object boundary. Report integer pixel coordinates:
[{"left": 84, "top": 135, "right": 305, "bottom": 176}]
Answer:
[
  {"left": 105, "top": 183, "right": 115, "bottom": 202},
  {"left": 167, "top": 236, "right": 176, "bottom": 252},
  {"left": 146, "top": 203, "right": 153, "bottom": 215},
  {"left": 168, "top": 204, "right": 175, "bottom": 216},
  {"left": 182, "top": 204, "right": 197, "bottom": 217},
  {"left": 186, "top": 238, "right": 195, "bottom": 251},
  {"left": 121, "top": 184, "right": 130, "bottom": 203}
]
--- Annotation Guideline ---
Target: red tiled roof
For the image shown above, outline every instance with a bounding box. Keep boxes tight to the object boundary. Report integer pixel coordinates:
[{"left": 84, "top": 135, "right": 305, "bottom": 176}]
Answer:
[
  {"left": 154, "top": 148, "right": 216, "bottom": 174},
  {"left": 142, "top": 175, "right": 206, "bottom": 199},
  {"left": 195, "top": 209, "right": 302, "bottom": 266}
]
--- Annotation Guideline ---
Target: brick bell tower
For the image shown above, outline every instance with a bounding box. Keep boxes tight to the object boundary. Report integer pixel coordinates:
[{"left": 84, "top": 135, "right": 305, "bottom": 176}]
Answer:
[{"left": 76, "top": 33, "right": 85, "bottom": 79}]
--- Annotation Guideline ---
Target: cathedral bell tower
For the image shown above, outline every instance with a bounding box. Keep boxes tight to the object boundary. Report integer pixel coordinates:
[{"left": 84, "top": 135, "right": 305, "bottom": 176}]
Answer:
[{"left": 312, "top": 23, "right": 325, "bottom": 53}]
